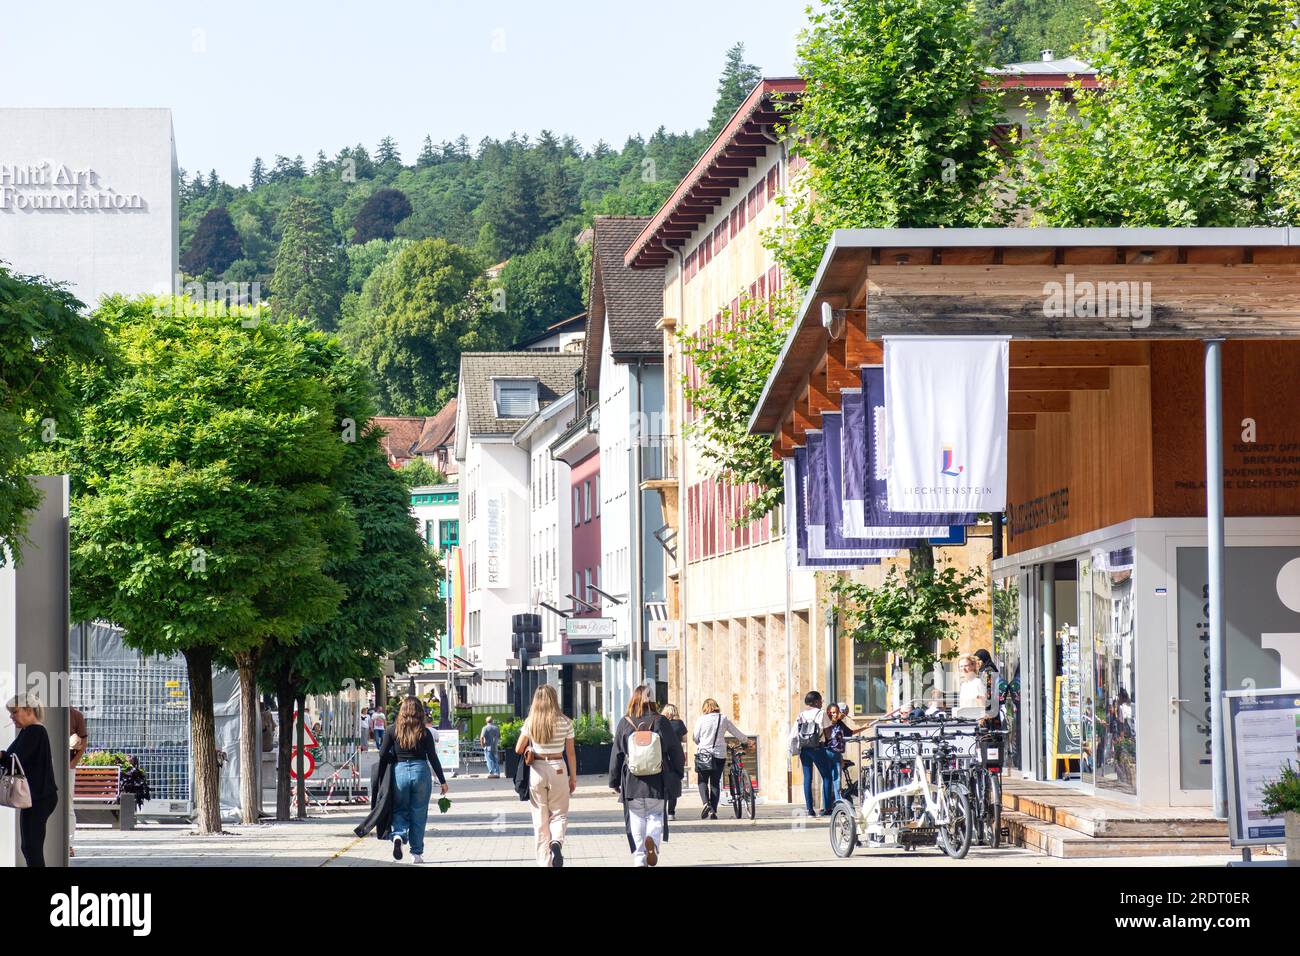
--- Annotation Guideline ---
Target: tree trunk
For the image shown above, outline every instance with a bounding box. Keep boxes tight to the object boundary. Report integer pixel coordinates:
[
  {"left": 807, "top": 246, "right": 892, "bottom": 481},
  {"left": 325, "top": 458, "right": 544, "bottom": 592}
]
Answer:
[
  {"left": 295, "top": 693, "right": 307, "bottom": 820},
  {"left": 275, "top": 668, "right": 294, "bottom": 822},
  {"left": 909, "top": 544, "right": 935, "bottom": 575},
  {"left": 185, "top": 647, "right": 222, "bottom": 834},
  {"left": 234, "top": 648, "right": 262, "bottom": 825}
]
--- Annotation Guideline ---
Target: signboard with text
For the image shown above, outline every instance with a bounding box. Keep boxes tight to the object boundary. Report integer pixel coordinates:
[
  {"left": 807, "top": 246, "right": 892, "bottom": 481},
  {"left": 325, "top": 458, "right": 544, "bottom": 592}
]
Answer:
[{"left": 1222, "top": 688, "right": 1300, "bottom": 846}]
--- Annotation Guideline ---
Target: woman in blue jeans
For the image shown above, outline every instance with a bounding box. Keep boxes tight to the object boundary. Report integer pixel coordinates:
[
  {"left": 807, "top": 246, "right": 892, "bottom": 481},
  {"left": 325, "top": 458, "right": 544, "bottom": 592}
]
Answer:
[
  {"left": 379, "top": 698, "right": 447, "bottom": 864},
  {"left": 795, "top": 691, "right": 837, "bottom": 816}
]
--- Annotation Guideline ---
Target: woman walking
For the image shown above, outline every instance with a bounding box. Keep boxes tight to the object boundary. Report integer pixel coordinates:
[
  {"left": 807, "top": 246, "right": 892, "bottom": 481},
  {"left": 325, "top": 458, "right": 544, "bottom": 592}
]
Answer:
[
  {"left": 2, "top": 694, "right": 58, "bottom": 867},
  {"left": 380, "top": 697, "right": 447, "bottom": 864},
  {"left": 692, "top": 698, "right": 749, "bottom": 820},
  {"left": 515, "top": 685, "right": 576, "bottom": 867},
  {"left": 661, "top": 704, "right": 688, "bottom": 820},
  {"left": 609, "top": 686, "right": 684, "bottom": 867}
]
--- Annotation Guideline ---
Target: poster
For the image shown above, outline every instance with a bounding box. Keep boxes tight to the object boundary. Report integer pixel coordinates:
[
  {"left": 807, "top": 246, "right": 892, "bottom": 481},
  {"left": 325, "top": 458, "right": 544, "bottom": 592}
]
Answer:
[
  {"left": 434, "top": 728, "right": 460, "bottom": 771},
  {"left": 1222, "top": 689, "right": 1300, "bottom": 845}
]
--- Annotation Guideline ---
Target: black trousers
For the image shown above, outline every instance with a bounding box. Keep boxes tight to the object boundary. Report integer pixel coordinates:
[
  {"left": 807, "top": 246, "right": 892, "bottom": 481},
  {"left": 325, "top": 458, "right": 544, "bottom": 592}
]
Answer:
[
  {"left": 697, "top": 756, "right": 726, "bottom": 813},
  {"left": 20, "top": 796, "right": 57, "bottom": 868}
]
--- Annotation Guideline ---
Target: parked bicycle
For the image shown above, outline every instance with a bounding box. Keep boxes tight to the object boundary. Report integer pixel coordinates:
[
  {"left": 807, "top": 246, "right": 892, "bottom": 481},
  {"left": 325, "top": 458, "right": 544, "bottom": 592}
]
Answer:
[
  {"left": 963, "top": 728, "right": 1006, "bottom": 848},
  {"left": 726, "top": 741, "right": 756, "bottom": 820}
]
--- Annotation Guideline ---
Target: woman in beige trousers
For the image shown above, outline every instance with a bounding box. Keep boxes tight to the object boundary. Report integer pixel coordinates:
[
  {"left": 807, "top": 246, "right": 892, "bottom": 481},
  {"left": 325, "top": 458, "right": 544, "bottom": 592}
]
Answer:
[{"left": 515, "top": 685, "right": 577, "bottom": 867}]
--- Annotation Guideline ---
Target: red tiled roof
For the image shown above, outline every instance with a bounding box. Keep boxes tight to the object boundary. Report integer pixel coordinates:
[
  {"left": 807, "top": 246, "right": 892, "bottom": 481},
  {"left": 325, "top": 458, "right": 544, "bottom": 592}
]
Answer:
[
  {"left": 413, "top": 398, "right": 457, "bottom": 456},
  {"left": 370, "top": 417, "right": 427, "bottom": 463}
]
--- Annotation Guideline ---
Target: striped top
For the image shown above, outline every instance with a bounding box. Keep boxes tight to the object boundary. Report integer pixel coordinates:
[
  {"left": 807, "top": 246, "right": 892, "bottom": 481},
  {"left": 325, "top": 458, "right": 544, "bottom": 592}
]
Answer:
[{"left": 523, "top": 715, "right": 574, "bottom": 756}]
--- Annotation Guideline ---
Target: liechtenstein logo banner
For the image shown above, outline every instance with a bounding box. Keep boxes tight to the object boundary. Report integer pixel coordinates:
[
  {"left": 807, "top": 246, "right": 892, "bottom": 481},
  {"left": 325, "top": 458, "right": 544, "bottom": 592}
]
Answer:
[{"left": 884, "top": 336, "right": 1009, "bottom": 513}]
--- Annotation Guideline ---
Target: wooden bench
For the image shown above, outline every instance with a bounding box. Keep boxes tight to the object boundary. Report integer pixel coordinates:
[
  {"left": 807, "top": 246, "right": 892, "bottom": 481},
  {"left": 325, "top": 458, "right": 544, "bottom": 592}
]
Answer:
[{"left": 73, "top": 766, "right": 136, "bottom": 830}]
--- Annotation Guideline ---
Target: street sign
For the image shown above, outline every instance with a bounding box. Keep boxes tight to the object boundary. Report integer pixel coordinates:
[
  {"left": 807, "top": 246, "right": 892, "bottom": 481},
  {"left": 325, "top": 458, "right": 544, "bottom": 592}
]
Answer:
[{"left": 565, "top": 617, "right": 616, "bottom": 639}]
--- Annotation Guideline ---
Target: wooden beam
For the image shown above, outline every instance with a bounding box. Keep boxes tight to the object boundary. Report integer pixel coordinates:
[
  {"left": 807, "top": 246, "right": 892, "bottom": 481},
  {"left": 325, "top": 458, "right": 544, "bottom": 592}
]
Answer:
[
  {"left": 1185, "top": 247, "right": 1245, "bottom": 264},
  {"left": 1001, "top": 247, "right": 1056, "bottom": 266},
  {"left": 790, "top": 402, "right": 814, "bottom": 441},
  {"left": 1062, "top": 247, "right": 1119, "bottom": 265},
  {"left": 1009, "top": 367, "right": 1110, "bottom": 390},
  {"left": 868, "top": 264, "right": 1300, "bottom": 339},
  {"left": 826, "top": 337, "right": 860, "bottom": 396},
  {"left": 1010, "top": 341, "right": 1148, "bottom": 367},
  {"left": 939, "top": 247, "right": 996, "bottom": 266},
  {"left": 844, "top": 309, "right": 879, "bottom": 367},
  {"left": 807, "top": 367, "right": 834, "bottom": 429},
  {"left": 1010, "top": 392, "right": 1071, "bottom": 414},
  {"left": 1008, "top": 414, "right": 1037, "bottom": 430}
]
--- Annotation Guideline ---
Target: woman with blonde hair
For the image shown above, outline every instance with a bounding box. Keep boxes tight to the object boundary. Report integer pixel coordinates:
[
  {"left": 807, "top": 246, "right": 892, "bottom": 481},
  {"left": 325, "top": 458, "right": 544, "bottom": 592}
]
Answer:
[
  {"left": 2, "top": 694, "right": 58, "bottom": 867},
  {"left": 378, "top": 696, "right": 447, "bottom": 864},
  {"left": 609, "top": 685, "right": 684, "bottom": 866},
  {"left": 692, "top": 698, "right": 750, "bottom": 820},
  {"left": 515, "top": 684, "right": 576, "bottom": 867}
]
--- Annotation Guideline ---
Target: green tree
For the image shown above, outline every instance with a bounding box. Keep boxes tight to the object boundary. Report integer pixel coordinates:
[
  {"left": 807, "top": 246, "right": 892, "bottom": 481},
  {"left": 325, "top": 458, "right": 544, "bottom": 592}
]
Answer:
[
  {"left": 45, "top": 299, "right": 353, "bottom": 832},
  {"left": 0, "top": 267, "right": 104, "bottom": 565},
  {"left": 1015, "top": 0, "right": 1290, "bottom": 226},
  {"left": 678, "top": 289, "right": 795, "bottom": 523},
  {"left": 398, "top": 457, "right": 448, "bottom": 488},
  {"left": 341, "top": 238, "right": 512, "bottom": 414},
  {"left": 500, "top": 222, "right": 585, "bottom": 343},
  {"left": 708, "top": 42, "right": 764, "bottom": 137},
  {"left": 770, "top": 0, "right": 1007, "bottom": 287},
  {"left": 976, "top": 0, "right": 1100, "bottom": 63},
  {"left": 181, "top": 207, "right": 244, "bottom": 277},
  {"left": 270, "top": 197, "right": 346, "bottom": 330}
]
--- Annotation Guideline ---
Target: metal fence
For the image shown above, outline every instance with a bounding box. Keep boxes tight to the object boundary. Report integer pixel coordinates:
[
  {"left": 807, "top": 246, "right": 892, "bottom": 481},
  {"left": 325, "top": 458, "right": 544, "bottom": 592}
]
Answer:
[{"left": 70, "top": 661, "right": 192, "bottom": 811}]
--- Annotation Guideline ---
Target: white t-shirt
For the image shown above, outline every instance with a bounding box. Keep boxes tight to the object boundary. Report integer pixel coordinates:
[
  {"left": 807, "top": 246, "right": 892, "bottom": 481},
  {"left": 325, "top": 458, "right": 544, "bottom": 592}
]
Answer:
[
  {"left": 372, "top": 711, "right": 386, "bottom": 731},
  {"left": 958, "top": 677, "right": 987, "bottom": 711},
  {"left": 360, "top": 713, "right": 372, "bottom": 734},
  {"left": 523, "top": 715, "right": 573, "bottom": 756}
]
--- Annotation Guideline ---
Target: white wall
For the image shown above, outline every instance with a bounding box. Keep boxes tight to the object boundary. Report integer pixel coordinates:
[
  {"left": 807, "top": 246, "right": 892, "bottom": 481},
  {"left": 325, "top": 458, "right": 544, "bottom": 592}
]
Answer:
[
  {"left": 0, "top": 109, "right": 178, "bottom": 306},
  {"left": 522, "top": 414, "right": 572, "bottom": 655}
]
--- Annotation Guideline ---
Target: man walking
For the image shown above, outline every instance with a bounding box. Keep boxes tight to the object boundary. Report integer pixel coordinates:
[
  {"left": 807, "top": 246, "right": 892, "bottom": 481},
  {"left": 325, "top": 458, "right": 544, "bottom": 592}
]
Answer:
[
  {"left": 371, "top": 706, "right": 386, "bottom": 748},
  {"left": 479, "top": 716, "right": 501, "bottom": 778}
]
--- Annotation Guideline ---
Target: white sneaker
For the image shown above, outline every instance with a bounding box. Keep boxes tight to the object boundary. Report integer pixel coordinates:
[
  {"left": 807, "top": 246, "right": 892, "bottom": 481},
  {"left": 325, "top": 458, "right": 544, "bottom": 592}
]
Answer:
[{"left": 412, "top": 854, "right": 424, "bottom": 864}]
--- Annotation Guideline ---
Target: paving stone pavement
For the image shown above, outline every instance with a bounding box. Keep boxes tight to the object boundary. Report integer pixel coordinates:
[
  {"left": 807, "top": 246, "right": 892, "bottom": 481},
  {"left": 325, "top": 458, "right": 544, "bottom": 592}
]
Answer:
[{"left": 70, "top": 773, "right": 1229, "bottom": 868}]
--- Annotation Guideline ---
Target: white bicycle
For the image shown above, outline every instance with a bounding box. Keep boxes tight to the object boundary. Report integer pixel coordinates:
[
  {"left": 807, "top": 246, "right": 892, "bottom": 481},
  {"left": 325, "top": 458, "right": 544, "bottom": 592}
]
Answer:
[{"left": 830, "top": 723, "right": 974, "bottom": 859}]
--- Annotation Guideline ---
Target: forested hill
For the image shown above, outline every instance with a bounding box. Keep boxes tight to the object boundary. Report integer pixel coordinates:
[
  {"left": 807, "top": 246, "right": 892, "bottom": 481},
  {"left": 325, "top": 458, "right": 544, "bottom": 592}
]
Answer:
[{"left": 174, "top": 3, "right": 1097, "bottom": 416}]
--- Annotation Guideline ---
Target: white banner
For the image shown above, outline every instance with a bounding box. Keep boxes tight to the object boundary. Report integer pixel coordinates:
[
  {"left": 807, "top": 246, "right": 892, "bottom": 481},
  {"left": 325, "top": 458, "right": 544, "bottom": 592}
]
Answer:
[{"left": 884, "top": 336, "right": 1009, "bottom": 513}]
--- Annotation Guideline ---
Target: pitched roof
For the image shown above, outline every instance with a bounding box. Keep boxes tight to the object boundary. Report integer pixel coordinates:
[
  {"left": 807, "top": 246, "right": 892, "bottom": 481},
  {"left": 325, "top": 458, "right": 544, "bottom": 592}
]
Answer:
[
  {"left": 458, "top": 351, "right": 582, "bottom": 437},
  {"left": 413, "top": 397, "right": 457, "bottom": 455},
  {"left": 370, "top": 416, "right": 427, "bottom": 463},
  {"left": 584, "top": 216, "right": 664, "bottom": 383}
]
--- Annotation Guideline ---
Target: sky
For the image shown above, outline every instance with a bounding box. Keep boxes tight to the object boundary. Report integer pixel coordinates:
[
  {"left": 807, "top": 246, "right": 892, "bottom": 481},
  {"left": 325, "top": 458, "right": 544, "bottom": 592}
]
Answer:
[{"left": 0, "top": 1, "right": 809, "bottom": 185}]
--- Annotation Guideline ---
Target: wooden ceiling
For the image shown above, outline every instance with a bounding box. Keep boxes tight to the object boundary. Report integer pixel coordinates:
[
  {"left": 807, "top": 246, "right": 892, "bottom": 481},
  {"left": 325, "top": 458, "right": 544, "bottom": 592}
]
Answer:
[{"left": 755, "top": 235, "right": 1300, "bottom": 457}]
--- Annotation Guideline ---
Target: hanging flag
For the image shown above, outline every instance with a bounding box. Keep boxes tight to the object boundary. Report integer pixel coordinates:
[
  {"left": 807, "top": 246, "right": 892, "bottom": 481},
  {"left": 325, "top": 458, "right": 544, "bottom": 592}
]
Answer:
[
  {"left": 884, "top": 336, "right": 1010, "bottom": 513},
  {"left": 838, "top": 382, "right": 957, "bottom": 537},
  {"left": 448, "top": 546, "right": 466, "bottom": 649},
  {"left": 808, "top": 421, "right": 925, "bottom": 558},
  {"left": 857, "top": 367, "right": 977, "bottom": 530},
  {"left": 783, "top": 457, "right": 879, "bottom": 570}
]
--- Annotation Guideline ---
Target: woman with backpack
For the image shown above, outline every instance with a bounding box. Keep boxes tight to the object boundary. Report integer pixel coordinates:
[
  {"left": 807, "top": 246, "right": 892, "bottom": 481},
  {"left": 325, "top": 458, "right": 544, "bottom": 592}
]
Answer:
[
  {"left": 692, "top": 698, "right": 750, "bottom": 820},
  {"left": 609, "top": 685, "right": 684, "bottom": 867},
  {"left": 791, "top": 690, "right": 836, "bottom": 817}
]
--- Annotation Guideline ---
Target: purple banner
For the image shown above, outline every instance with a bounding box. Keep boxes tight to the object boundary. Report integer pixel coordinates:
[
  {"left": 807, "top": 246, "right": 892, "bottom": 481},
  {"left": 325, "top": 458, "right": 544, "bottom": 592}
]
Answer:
[{"left": 786, "top": 452, "right": 879, "bottom": 570}]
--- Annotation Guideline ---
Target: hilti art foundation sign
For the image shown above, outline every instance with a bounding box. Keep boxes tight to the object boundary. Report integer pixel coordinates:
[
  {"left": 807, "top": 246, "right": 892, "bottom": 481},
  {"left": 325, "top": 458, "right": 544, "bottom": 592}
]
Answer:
[{"left": 0, "top": 161, "right": 148, "bottom": 211}]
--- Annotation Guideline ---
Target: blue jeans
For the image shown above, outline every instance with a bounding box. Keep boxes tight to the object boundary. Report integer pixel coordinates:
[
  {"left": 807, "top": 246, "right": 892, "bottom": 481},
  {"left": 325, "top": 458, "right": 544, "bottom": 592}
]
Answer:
[
  {"left": 799, "top": 747, "right": 836, "bottom": 815},
  {"left": 373, "top": 729, "right": 384, "bottom": 748},
  {"left": 483, "top": 745, "right": 500, "bottom": 775},
  {"left": 392, "top": 760, "right": 433, "bottom": 855}
]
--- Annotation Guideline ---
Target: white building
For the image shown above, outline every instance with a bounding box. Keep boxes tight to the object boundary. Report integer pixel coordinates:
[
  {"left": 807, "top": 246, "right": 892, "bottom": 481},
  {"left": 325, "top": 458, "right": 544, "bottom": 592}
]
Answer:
[
  {"left": 0, "top": 108, "right": 178, "bottom": 306},
  {"left": 584, "top": 217, "right": 667, "bottom": 717},
  {"left": 453, "top": 351, "right": 583, "bottom": 707}
]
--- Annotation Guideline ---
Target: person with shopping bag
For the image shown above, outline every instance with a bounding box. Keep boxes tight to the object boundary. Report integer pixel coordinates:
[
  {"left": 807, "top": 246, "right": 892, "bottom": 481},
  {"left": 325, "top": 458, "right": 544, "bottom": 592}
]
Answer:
[{"left": 2, "top": 694, "right": 58, "bottom": 867}]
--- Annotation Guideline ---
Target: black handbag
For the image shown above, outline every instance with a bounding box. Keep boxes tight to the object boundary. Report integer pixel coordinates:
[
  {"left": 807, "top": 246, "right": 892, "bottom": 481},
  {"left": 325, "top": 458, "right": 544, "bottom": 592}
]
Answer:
[{"left": 694, "top": 713, "right": 723, "bottom": 775}]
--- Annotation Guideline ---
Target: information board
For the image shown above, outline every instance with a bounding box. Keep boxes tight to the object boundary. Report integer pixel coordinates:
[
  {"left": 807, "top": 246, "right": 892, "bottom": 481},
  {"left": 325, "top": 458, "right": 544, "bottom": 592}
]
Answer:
[
  {"left": 434, "top": 728, "right": 460, "bottom": 772},
  {"left": 1222, "top": 688, "right": 1300, "bottom": 847}
]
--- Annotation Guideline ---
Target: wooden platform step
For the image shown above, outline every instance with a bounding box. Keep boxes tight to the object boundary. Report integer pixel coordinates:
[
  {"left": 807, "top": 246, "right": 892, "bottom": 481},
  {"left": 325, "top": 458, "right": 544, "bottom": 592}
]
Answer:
[
  {"left": 1002, "top": 811, "right": 1234, "bottom": 859},
  {"left": 1002, "top": 784, "right": 1227, "bottom": 840}
]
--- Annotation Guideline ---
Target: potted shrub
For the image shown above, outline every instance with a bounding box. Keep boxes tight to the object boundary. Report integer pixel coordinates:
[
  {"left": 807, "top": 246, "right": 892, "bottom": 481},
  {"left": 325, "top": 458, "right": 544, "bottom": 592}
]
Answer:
[
  {"left": 81, "top": 751, "right": 152, "bottom": 808},
  {"left": 1259, "top": 761, "right": 1300, "bottom": 861},
  {"left": 499, "top": 719, "right": 525, "bottom": 778},
  {"left": 572, "top": 713, "right": 613, "bottom": 775}
]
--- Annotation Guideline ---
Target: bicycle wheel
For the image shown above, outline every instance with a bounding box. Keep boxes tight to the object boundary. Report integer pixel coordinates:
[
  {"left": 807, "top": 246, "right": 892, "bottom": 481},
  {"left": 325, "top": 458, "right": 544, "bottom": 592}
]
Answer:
[
  {"left": 830, "top": 802, "right": 857, "bottom": 858},
  {"left": 742, "top": 773, "right": 756, "bottom": 820},
  {"left": 730, "top": 765, "right": 743, "bottom": 818},
  {"left": 988, "top": 774, "right": 1003, "bottom": 849},
  {"left": 937, "top": 784, "right": 973, "bottom": 860}
]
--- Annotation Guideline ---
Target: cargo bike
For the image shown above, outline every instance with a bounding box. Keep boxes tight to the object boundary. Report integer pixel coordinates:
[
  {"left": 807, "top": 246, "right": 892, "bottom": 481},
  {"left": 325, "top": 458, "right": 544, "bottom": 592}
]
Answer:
[{"left": 830, "top": 710, "right": 1007, "bottom": 859}]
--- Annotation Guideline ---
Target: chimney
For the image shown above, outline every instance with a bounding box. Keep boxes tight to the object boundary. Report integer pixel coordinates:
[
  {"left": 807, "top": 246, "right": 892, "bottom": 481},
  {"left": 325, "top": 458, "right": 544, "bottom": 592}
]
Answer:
[{"left": 1041, "top": 49, "right": 1054, "bottom": 61}]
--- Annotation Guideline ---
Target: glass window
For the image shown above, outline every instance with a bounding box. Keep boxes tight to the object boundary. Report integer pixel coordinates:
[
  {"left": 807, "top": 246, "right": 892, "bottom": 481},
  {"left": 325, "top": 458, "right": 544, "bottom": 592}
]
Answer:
[
  {"left": 438, "top": 519, "right": 458, "bottom": 550},
  {"left": 1086, "top": 548, "right": 1137, "bottom": 794},
  {"left": 493, "top": 379, "right": 539, "bottom": 417},
  {"left": 573, "top": 488, "right": 581, "bottom": 527},
  {"left": 584, "top": 480, "right": 592, "bottom": 522},
  {"left": 594, "top": 476, "right": 600, "bottom": 517},
  {"left": 853, "top": 641, "right": 888, "bottom": 716}
]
